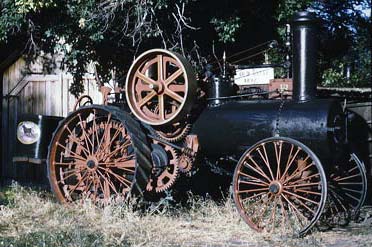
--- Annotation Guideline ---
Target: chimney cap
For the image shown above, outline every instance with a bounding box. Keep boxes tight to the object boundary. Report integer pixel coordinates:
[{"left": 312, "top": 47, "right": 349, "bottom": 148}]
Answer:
[{"left": 292, "top": 11, "right": 318, "bottom": 24}]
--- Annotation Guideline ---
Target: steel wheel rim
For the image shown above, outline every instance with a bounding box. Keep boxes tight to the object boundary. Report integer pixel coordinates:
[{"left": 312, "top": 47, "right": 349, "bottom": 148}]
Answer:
[
  {"left": 48, "top": 107, "right": 136, "bottom": 204},
  {"left": 326, "top": 153, "right": 367, "bottom": 223},
  {"left": 125, "top": 49, "right": 196, "bottom": 125},
  {"left": 232, "top": 137, "right": 327, "bottom": 236}
]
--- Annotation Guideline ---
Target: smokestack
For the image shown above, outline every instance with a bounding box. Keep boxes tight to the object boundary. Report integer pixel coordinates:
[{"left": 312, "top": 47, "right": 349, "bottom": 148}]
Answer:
[{"left": 291, "top": 11, "right": 319, "bottom": 102}]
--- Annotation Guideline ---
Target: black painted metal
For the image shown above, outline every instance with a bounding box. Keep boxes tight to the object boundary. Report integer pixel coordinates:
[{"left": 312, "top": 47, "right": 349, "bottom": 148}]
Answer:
[
  {"left": 191, "top": 98, "right": 344, "bottom": 162},
  {"left": 13, "top": 114, "right": 63, "bottom": 163},
  {"left": 292, "top": 11, "right": 319, "bottom": 102},
  {"left": 206, "top": 76, "right": 237, "bottom": 106}
]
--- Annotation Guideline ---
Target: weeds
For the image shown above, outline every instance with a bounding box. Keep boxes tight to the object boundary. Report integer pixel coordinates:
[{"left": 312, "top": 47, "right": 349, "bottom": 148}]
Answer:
[{"left": 0, "top": 183, "right": 371, "bottom": 247}]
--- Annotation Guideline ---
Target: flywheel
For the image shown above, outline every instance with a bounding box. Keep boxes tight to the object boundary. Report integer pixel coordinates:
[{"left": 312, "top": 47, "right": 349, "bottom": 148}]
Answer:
[{"left": 125, "top": 49, "right": 197, "bottom": 126}]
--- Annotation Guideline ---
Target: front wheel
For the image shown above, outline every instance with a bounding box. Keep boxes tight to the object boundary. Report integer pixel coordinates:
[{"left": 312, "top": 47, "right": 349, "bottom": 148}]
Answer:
[{"left": 232, "top": 137, "right": 327, "bottom": 236}]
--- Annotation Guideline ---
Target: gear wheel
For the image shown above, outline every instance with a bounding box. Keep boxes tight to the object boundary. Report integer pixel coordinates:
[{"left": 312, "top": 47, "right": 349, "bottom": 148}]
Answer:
[
  {"left": 155, "top": 123, "right": 192, "bottom": 142},
  {"left": 147, "top": 141, "right": 179, "bottom": 193},
  {"left": 178, "top": 154, "right": 193, "bottom": 173}
]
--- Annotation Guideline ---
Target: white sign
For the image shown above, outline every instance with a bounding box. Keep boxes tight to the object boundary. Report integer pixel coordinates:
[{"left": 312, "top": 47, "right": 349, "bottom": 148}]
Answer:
[{"left": 234, "top": 68, "right": 274, "bottom": 86}]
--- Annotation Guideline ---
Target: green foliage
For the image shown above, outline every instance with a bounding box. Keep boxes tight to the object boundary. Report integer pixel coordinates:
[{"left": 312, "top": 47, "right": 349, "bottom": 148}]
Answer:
[
  {"left": 0, "top": 0, "right": 370, "bottom": 92},
  {"left": 14, "top": 0, "right": 56, "bottom": 14},
  {"left": 0, "top": 0, "right": 199, "bottom": 96},
  {"left": 271, "top": 0, "right": 371, "bottom": 87},
  {"left": 210, "top": 17, "right": 241, "bottom": 43}
]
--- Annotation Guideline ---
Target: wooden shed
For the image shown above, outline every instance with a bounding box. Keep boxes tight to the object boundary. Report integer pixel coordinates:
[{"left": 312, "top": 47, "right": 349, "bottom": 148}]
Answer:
[{"left": 1, "top": 55, "right": 102, "bottom": 185}]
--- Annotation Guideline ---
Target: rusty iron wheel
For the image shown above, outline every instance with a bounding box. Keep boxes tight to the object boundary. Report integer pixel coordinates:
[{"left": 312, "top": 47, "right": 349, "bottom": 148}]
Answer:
[
  {"left": 232, "top": 137, "right": 327, "bottom": 236},
  {"left": 125, "top": 49, "right": 197, "bottom": 126},
  {"left": 324, "top": 153, "right": 367, "bottom": 225},
  {"left": 48, "top": 105, "right": 152, "bottom": 204}
]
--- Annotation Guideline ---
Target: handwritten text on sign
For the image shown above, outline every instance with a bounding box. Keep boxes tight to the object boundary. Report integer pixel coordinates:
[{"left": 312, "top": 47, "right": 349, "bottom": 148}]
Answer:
[{"left": 234, "top": 68, "right": 274, "bottom": 86}]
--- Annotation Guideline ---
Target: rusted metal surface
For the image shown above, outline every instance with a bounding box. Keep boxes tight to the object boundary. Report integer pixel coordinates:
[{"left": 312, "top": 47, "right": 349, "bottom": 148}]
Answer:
[
  {"left": 4, "top": 9, "right": 367, "bottom": 239},
  {"left": 146, "top": 140, "right": 179, "bottom": 193},
  {"left": 125, "top": 49, "right": 197, "bottom": 126},
  {"left": 232, "top": 137, "right": 327, "bottom": 236},
  {"left": 48, "top": 105, "right": 152, "bottom": 203},
  {"left": 155, "top": 122, "right": 192, "bottom": 142}
]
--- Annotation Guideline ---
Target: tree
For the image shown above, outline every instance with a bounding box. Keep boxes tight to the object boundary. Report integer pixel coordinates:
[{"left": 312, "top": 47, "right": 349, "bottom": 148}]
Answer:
[
  {"left": 0, "top": 0, "right": 201, "bottom": 96},
  {"left": 271, "top": 0, "right": 371, "bottom": 87},
  {"left": 1, "top": 0, "right": 370, "bottom": 94}
]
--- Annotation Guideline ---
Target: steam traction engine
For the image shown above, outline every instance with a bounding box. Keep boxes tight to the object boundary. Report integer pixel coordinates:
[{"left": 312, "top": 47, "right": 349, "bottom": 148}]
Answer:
[{"left": 47, "top": 12, "right": 368, "bottom": 236}]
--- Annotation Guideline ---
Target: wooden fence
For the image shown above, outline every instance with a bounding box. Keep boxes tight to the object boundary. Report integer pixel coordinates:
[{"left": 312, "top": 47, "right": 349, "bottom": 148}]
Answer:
[{"left": 1, "top": 58, "right": 101, "bottom": 184}]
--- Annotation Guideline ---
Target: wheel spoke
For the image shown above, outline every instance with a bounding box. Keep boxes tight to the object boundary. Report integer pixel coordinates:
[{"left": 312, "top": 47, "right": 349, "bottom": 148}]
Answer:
[
  {"left": 96, "top": 113, "right": 112, "bottom": 156},
  {"left": 168, "top": 83, "right": 185, "bottom": 92},
  {"left": 136, "top": 71, "right": 158, "bottom": 87},
  {"left": 294, "top": 189, "right": 322, "bottom": 196},
  {"left": 66, "top": 172, "right": 90, "bottom": 195},
  {"left": 245, "top": 158, "right": 272, "bottom": 183},
  {"left": 77, "top": 114, "right": 93, "bottom": 153},
  {"left": 57, "top": 143, "right": 86, "bottom": 161},
  {"left": 238, "top": 179, "right": 269, "bottom": 187},
  {"left": 280, "top": 146, "right": 301, "bottom": 181},
  {"left": 139, "top": 91, "right": 157, "bottom": 107},
  {"left": 100, "top": 167, "right": 132, "bottom": 187},
  {"left": 165, "top": 69, "right": 183, "bottom": 86},
  {"left": 285, "top": 173, "right": 320, "bottom": 186},
  {"left": 270, "top": 196, "right": 279, "bottom": 231},
  {"left": 65, "top": 126, "right": 90, "bottom": 157},
  {"left": 334, "top": 173, "right": 361, "bottom": 182},
  {"left": 257, "top": 144, "right": 275, "bottom": 180},
  {"left": 158, "top": 94, "right": 165, "bottom": 120},
  {"left": 238, "top": 187, "right": 269, "bottom": 194},
  {"left": 238, "top": 171, "right": 270, "bottom": 185},
  {"left": 283, "top": 160, "right": 312, "bottom": 184},
  {"left": 274, "top": 141, "right": 283, "bottom": 180},
  {"left": 281, "top": 193, "right": 308, "bottom": 222},
  {"left": 283, "top": 189, "right": 319, "bottom": 208},
  {"left": 284, "top": 182, "right": 322, "bottom": 188},
  {"left": 157, "top": 54, "right": 164, "bottom": 81},
  {"left": 97, "top": 169, "right": 119, "bottom": 195},
  {"left": 165, "top": 89, "right": 183, "bottom": 103}
]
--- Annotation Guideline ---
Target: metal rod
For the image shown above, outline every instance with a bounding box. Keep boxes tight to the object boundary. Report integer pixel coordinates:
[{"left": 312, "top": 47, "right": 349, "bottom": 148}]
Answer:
[{"left": 206, "top": 89, "right": 282, "bottom": 101}]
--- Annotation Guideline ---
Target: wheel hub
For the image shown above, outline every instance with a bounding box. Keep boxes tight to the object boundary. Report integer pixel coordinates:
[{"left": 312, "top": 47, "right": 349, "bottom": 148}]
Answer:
[
  {"left": 269, "top": 181, "right": 282, "bottom": 194},
  {"left": 85, "top": 156, "right": 99, "bottom": 170},
  {"left": 86, "top": 160, "right": 96, "bottom": 169},
  {"left": 151, "top": 82, "right": 165, "bottom": 94},
  {"left": 150, "top": 144, "right": 169, "bottom": 170}
]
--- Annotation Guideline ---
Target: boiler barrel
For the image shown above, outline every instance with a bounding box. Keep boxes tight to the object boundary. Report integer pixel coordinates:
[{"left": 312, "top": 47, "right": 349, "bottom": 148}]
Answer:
[{"left": 192, "top": 99, "right": 344, "bottom": 162}]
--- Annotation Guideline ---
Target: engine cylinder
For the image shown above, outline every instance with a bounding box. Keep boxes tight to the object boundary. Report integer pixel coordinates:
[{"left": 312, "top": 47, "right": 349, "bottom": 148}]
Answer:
[{"left": 207, "top": 76, "right": 237, "bottom": 106}]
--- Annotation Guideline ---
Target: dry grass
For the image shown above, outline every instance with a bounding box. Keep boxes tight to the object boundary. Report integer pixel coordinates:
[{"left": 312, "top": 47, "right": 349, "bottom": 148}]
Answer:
[{"left": 0, "top": 183, "right": 371, "bottom": 247}]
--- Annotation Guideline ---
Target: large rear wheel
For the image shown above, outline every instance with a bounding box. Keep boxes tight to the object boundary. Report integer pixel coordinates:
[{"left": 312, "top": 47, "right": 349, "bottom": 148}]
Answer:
[{"left": 47, "top": 105, "right": 152, "bottom": 204}]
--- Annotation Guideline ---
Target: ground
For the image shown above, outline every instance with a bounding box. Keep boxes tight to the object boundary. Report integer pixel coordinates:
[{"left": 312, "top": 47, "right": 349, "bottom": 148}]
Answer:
[{"left": 0, "top": 184, "right": 371, "bottom": 247}]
